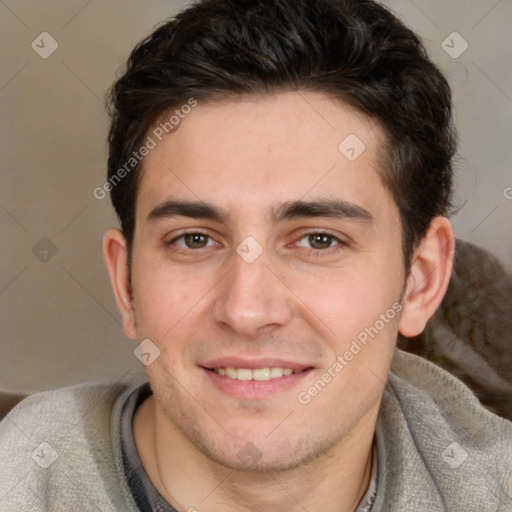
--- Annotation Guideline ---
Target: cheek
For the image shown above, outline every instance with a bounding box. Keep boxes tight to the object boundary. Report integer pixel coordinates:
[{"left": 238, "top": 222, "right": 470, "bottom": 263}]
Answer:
[
  {"left": 288, "top": 262, "right": 397, "bottom": 341},
  {"left": 131, "top": 258, "right": 214, "bottom": 341}
]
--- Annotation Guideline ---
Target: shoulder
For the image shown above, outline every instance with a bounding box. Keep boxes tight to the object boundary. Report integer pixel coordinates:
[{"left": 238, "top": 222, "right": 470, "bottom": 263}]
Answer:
[
  {"left": 0, "top": 379, "right": 143, "bottom": 511},
  {"left": 374, "top": 349, "right": 512, "bottom": 511},
  {"left": 3, "top": 380, "right": 128, "bottom": 424},
  {"left": 388, "top": 348, "right": 512, "bottom": 443}
]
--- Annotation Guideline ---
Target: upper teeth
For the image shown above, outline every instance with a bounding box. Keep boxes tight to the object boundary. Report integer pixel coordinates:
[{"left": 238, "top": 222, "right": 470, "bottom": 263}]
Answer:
[{"left": 214, "top": 367, "right": 301, "bottom": 381}]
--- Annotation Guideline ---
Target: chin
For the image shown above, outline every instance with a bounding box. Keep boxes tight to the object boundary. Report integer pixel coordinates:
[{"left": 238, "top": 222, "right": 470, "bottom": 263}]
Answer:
[{"left": 192, "top": 428, "right": 331, "bottom": 473}]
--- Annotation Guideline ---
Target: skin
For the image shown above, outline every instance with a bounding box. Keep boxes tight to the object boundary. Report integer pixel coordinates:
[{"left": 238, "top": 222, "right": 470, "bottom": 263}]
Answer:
[{"left": 103, "top": 91, "right": 454, "bottom": 512}]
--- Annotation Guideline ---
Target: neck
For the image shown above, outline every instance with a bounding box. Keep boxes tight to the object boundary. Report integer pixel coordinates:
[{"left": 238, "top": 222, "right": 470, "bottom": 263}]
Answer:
[{"left": 134, "top": 395, "right": 377, "bottom": 512}]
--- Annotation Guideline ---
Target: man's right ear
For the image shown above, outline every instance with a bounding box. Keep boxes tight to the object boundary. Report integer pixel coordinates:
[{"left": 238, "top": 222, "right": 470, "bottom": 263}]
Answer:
[{"left": 102, "top": 229, "right": 137, "bottom": 340}]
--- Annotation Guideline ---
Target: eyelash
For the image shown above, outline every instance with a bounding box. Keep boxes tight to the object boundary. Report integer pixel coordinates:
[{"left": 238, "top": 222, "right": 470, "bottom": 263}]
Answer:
[
  {"left": 166, "top": 229, "right": 348, "bottom": 256},
  {"left": 293, "top": 230, "right": 348, "bottom": 255},
  {"left": 165, "top": 230, "right": 218, "bottom": 254}
]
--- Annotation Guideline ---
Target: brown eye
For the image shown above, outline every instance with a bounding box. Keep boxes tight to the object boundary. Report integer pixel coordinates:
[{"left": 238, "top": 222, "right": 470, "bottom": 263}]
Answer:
[
  {"left": 166, "top": 231, "right": 220, "bottom": 254},
  {"left": 307, "top": 233, "right": 334, "bottom": 249},
  {"left": 183, "top": 233, "right": 210, "bottom": 249}
]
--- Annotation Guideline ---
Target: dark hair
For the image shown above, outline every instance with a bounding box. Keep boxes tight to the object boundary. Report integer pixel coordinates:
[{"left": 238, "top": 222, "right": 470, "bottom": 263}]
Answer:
[{"left": 107, "top": 0, "right": 456, "bottom": 268}]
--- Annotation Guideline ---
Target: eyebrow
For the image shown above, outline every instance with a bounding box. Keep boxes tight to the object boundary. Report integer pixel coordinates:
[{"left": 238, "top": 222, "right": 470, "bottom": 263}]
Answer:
[
  {"left": 146, "top": 198, "right": 373, "bottom": 224},
  {"left": 272, "top": 199, "right": 374, "bottom": 224},
  {"left": 147, "top": 200, "right": 227, "bottom": 224}
]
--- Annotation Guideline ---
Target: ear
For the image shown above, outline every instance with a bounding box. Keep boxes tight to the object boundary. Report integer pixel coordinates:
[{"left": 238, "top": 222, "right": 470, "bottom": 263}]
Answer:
[
  {"left": 102, "top": 228, "right": 137, "bottom": 340},
  {"left": 398, "top": 217, "right": 455, "bottom": 337}
]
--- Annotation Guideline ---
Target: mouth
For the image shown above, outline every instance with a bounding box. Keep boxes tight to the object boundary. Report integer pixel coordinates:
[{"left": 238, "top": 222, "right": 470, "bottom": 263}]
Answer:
[
  {"left": 201, "top": 358, "right": 314, "bottom": 399},
  {"left": 212, "top": 366, "right": 305, "bottom": 381}
]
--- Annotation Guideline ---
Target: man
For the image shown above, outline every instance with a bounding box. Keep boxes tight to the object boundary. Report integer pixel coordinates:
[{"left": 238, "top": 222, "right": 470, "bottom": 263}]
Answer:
[{"left": 1, "top": 0, "right": 511, "bottom": 511}]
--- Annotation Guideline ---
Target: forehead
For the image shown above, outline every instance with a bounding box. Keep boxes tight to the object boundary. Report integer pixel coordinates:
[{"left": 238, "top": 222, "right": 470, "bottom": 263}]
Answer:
[{"left": 136, "top": 91, "right": 393, "bottom": 221}]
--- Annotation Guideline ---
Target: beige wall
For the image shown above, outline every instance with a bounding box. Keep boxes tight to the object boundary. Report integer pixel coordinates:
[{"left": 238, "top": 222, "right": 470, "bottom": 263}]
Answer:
[{"left": 1, "top": 0, "right": 511, "bottom": 392}]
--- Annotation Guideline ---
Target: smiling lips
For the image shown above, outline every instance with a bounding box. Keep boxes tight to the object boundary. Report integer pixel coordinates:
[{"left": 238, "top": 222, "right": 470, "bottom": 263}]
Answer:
[
  {"left": 214, "top": 366, "right": 305, "bottom": 381},
  {"left": 203, "top": 359, "right": 313, "bottom": 399},
  {"left": 204, "top": 357, "right": 312, "bottom": 384}
]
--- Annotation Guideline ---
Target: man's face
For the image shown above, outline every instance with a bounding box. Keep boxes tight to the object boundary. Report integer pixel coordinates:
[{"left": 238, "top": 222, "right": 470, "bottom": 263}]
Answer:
[{"left": 129, "top": 91, "right": 406, "bottom": 471}]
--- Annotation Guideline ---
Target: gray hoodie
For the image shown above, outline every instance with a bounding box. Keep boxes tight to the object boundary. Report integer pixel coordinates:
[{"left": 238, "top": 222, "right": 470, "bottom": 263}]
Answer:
[{"left": 0, "top": 349, "right": 510, "bottom": 511}]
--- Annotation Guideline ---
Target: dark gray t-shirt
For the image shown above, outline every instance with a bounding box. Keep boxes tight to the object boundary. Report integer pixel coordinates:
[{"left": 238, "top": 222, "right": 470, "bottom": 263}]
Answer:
[{"left": 120, "top": 383, "right": 377, "bottom": 512}]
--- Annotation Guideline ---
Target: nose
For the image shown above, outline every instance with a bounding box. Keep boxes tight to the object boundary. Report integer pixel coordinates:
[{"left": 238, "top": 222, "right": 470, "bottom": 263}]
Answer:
[{"left": 211, "top": 248, "right": 293, "bottom": 337}]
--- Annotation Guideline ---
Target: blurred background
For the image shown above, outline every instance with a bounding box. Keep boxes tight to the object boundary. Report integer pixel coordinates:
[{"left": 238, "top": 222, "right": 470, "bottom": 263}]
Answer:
[{"left": 1, "top": 0, "right": 511, "bottom": 392}]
